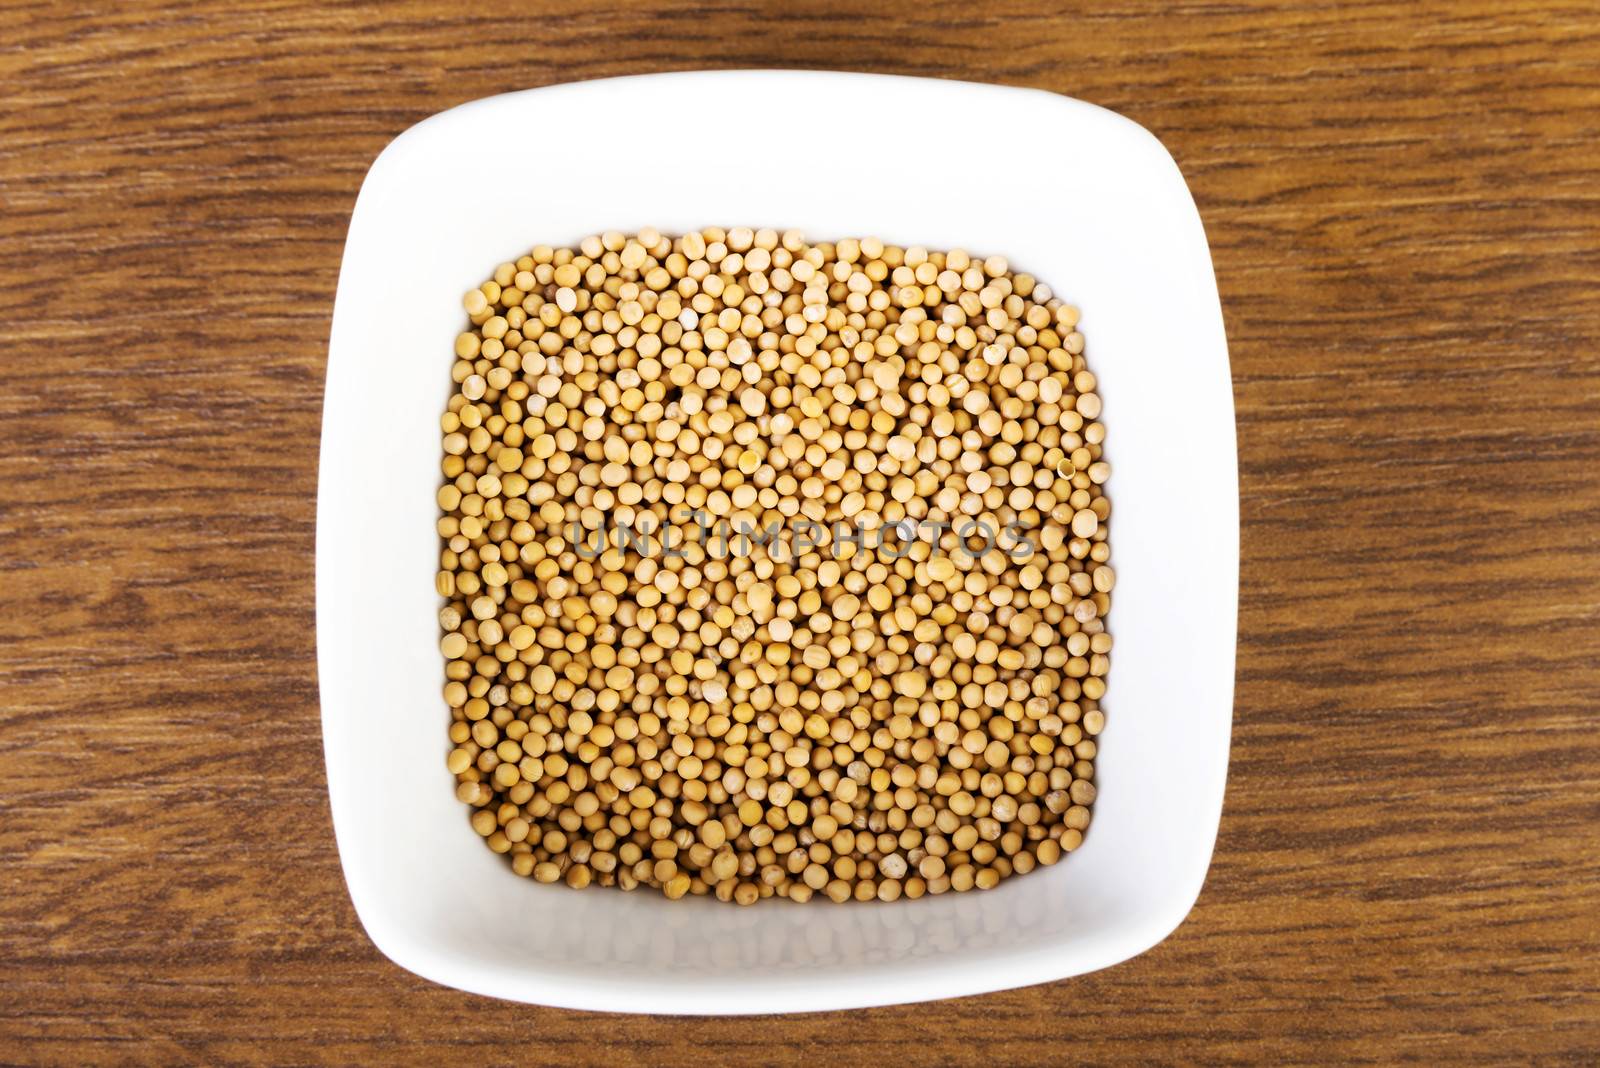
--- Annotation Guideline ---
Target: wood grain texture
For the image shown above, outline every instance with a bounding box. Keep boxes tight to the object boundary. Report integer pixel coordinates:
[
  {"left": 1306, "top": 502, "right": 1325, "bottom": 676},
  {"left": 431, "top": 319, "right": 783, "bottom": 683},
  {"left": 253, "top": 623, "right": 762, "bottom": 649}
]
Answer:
[{"left": 2, "top": 0, "right": 1598, "bottom": 1063}]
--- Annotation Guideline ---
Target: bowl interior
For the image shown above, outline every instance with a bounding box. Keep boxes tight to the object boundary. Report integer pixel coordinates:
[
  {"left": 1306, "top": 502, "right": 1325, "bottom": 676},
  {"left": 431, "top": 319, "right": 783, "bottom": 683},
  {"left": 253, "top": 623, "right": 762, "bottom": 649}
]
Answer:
[{"left": 318, "top": 71, "right": 1236, "bottom": 1013}]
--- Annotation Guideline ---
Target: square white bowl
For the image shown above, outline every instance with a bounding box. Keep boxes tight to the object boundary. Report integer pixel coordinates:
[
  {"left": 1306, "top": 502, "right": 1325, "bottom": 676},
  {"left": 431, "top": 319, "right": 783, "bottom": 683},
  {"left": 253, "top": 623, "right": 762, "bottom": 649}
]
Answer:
[{"left": 318, "top": 70, "right": 1236, "bottom": 1014}]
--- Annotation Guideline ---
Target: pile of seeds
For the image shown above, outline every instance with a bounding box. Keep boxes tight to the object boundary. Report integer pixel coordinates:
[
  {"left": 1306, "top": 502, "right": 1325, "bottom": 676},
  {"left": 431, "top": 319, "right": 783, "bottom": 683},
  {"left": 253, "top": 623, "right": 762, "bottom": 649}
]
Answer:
[{"left": 438, "top": 229, "right": 1111, "bottom": 904}]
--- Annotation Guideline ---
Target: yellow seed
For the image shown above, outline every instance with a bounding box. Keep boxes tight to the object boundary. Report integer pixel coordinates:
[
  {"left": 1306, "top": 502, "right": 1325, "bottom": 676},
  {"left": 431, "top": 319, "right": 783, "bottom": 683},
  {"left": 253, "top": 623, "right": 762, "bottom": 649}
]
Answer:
[{"left": 438, "top": 231, "right": 1111, "bottom": 904}]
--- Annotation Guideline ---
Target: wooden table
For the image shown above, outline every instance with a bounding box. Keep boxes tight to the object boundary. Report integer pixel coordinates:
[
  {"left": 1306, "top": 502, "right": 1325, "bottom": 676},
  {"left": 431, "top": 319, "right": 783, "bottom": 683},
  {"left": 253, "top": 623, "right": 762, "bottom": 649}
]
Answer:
[{"left": 3, "top": 1, "right": 1597, "bottom": 1063}]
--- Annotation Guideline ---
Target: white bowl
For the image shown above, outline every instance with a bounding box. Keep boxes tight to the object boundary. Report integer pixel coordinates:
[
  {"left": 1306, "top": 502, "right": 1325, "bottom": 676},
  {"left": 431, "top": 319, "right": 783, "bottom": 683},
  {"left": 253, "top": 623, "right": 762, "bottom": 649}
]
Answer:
[{"left": 318, "top": 70, "right": 1236, "bottom": 1014}]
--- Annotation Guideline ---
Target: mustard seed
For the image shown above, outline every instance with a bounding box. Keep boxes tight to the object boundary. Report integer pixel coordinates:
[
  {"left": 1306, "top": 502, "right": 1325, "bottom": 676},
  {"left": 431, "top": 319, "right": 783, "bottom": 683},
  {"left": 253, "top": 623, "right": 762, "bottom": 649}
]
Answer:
[{"left": 439, "top": 231, "right": 1111, "bottom": 904}]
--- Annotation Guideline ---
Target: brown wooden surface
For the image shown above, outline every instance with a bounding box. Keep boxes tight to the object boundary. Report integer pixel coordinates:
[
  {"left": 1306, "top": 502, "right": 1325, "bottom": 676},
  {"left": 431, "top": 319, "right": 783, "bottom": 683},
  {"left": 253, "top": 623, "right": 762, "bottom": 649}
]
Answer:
[{"left": 2, "top": 1, "right": 1598, "bottom": 1064}]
